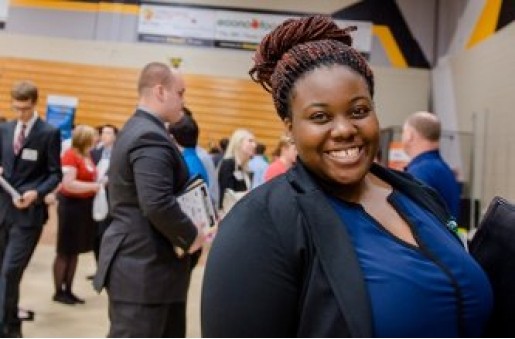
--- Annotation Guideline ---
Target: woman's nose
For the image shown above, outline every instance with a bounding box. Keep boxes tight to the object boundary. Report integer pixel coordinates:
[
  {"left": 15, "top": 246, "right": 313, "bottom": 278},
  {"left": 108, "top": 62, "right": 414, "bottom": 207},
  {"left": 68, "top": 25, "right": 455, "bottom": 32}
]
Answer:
[{"left": 330, "top": 116, "right": 357, "bottom": 139}]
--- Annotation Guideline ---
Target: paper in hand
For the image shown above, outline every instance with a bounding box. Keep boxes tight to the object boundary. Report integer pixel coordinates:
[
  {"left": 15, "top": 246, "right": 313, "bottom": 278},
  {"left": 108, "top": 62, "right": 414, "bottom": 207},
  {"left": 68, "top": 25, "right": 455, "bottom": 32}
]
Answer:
[{"left": 0, "top": 176, "right": 21, "bottom": 200}]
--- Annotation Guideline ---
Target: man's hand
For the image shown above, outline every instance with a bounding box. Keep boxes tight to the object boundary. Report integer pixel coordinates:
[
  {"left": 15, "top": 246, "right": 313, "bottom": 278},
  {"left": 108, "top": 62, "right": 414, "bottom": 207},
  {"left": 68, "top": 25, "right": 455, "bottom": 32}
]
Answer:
[
  {"left": 13, "top": 190, "right": 38, "bottom": 209},
  {"left": 44, "top": 192, "right": 57, "bottom": 205},
  {"left": 0, "top": 166, "right": 3, "bottom": 176},
  {"left": 187, "top": 225, "right": 217, "bottom": 254},
  {"left": 174, "top": 223, "right": 217, "bottom": 257}
]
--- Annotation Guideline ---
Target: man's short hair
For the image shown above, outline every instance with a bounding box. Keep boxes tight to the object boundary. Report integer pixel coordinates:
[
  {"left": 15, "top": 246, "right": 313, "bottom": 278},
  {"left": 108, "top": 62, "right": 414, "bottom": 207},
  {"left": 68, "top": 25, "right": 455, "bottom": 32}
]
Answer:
[
  {"left": 255, "top": 143, "right": 266, "bottom": 155},
  {"left": 219, "top": 138, "right": 229, "bottom": 151},
  {"left": 101, "top": 124, "right": 119, "bottom": 135},
  {"left": 168, "top": 111, "right": 199, "bottom": 148},
  {"left": 11, "top": 81, "right": 38, "bottom": 103},
  {"left": 137, "top": 62, "right": 172, "bottom": 95},
  {"left": 406, "top": 111, "right": 441, "bottom": 142}
]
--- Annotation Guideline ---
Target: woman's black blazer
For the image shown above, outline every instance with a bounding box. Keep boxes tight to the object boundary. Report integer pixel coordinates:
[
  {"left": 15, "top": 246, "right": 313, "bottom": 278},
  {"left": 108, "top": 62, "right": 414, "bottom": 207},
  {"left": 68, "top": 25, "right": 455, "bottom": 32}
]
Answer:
[{"left": 202, "top": 161, "right": 455, "bottom": 337}]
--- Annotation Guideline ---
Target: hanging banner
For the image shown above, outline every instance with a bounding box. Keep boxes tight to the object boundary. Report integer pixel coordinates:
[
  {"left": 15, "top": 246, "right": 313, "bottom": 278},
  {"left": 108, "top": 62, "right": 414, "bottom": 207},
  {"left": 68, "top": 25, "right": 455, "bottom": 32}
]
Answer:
[
  {"left": 138, "top": 4, "right": 372, "bottom": 54},
  {"left": 0, "top": 0, "right": 9, "bottom": 29},
  {"left": 46, "top": 95, "right": 78, "bottom": 141},
  {"left": 139, "top": 5, "right": 216, "bottom": 47}
]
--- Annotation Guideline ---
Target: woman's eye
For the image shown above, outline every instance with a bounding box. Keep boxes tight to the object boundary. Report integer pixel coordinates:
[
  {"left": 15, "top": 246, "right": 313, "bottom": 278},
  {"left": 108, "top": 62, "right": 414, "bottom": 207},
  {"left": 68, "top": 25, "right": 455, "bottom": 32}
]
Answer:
[
  {"left": 309, "top": 112, "right": 329, "bottom": 122},
  {"left": 351, "top": 106, "right": 371, "bottom": 118}
]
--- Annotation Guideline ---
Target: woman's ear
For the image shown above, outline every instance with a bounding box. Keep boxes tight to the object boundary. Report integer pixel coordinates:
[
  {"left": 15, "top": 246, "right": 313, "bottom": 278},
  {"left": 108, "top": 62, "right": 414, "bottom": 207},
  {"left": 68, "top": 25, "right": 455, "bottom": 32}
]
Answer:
[{"left": 283, "top": 117, "right": 292, "bottom": 138}]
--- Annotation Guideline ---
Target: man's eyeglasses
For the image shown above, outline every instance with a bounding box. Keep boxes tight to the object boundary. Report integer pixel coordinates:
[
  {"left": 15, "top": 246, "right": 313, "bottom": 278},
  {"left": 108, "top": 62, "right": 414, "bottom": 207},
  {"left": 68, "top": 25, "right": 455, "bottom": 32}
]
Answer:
[{"left": 11, "top": 105, "right": 34, "bottom": 113}]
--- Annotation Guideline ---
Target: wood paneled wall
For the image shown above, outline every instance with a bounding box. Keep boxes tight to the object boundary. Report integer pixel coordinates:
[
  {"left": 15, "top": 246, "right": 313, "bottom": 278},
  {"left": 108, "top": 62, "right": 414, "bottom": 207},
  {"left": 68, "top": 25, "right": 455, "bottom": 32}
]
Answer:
[{"left": 0, "top": 57, "right": 284, "bottom": 154}]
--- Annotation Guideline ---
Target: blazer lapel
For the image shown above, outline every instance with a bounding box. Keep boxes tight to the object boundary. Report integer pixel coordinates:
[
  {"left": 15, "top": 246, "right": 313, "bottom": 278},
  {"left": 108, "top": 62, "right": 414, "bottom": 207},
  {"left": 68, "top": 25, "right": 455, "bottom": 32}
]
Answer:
[
  {"left": 135, "top": 109, "right": 168, "bottom": 134},
  {"left": 22, "top": 117, "right": 42, "bottom": 149},
  {"left": 290, "top": 165, "right": 373, "bottom": 337},
  {"left": 4, "top": 121, "right": 16, "bottom": 176}
]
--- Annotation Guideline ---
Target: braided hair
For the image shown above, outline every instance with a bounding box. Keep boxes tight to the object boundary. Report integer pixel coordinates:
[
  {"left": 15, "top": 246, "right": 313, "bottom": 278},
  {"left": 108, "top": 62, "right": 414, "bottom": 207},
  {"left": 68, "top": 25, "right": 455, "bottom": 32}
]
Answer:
[{"left": 249, "top": 15, "right": 374, "bottom": 120}]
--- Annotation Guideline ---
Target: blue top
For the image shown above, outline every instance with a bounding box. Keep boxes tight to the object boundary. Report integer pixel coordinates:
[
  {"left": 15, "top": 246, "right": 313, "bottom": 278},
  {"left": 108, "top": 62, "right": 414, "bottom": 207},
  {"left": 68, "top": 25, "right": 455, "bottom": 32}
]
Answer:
[
  {"left": 405, "top": 150, "right": 461, "bottom": 218},
  {"left": 182, "top": 147, "right": 209, "bottom": 185},
  {"left": 248, "top": 155, "right": 269, "bottom": 188},
  {"left": 328, "top": 191, "right": 492, "bottom": 338}
]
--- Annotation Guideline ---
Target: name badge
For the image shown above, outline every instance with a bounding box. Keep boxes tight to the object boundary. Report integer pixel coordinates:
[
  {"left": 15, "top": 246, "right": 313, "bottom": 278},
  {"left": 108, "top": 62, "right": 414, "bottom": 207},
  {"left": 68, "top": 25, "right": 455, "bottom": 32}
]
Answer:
[{"left": 21, "top": 148, "right": 38, "bottom": 161}]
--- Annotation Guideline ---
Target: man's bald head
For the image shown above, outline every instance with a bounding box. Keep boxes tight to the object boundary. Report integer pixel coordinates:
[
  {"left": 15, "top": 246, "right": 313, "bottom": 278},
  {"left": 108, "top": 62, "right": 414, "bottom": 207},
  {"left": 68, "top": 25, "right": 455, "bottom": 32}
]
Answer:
[
  {"left": 137, "top": 62, "right": 173, "bottom": 97},
  {"left": 405, "top": 111, "right": 441, "bottom": 142},
  {"left": 137, "top": 62, "right": 185, "bottom": 123}
]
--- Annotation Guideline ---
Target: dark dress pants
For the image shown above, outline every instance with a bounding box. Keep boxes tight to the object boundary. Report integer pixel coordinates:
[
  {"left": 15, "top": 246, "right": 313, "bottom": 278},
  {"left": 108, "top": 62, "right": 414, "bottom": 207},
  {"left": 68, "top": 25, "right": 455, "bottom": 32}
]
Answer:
[
  {"left": 108, "top": 300, "right": 186, "bottom": 337},
  {"left": 93, "top": 217, "right": 111, "bottom": 262},
  {"left": 0, "top": 216, "right": 43, "bottom": 336}
]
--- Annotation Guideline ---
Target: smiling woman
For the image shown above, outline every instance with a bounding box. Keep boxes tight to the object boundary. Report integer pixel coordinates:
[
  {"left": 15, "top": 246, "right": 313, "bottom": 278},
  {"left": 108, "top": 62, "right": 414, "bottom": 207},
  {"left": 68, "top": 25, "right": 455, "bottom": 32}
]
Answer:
[
  {"left": 286, "top": 65, "right": 379, "bottom": 193},
  {"left": 201, "top": 15, "right": 494, "bottom": 338}
]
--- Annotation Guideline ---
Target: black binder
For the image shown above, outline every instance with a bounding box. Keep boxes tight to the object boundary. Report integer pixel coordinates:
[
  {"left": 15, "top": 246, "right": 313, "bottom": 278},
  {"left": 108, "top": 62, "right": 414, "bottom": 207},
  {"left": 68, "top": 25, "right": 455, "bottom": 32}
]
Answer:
[{"left": 469, "top": 196, "right": 515, "bottom": 337}]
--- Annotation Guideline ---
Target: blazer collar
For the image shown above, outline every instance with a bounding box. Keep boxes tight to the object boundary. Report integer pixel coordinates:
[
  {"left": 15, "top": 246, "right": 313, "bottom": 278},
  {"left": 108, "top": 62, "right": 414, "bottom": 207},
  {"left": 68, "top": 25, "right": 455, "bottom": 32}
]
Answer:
[
  {"left": 133, "top": 108, "right": 178, "bottom": 152},
  {"left": 6, "top": 120, "right": 16, "bottom": 142},
  {"left": 4, "top": 122, "right": 16, "bottom": 175},
  {"left": 5, "top": 117, "right": 42, "bottom": 152},
  {"left": 15, "top": 112, "right": 38, "bottom": 135},
  {"left": 287, "top": 162, "right": 374, "bottom": 337},
  {"left": 22, "top": 117, "right": 43, "bottom": 148},
  {"left": 289, "top": 161, "right": 451, "bottom": 226},
  {"left": 134, "top": 109, "right": 170, "bottom": 134},
  {"left": 286, "top": 161, "right": 452, "bottom": 336},
  {"left": 286, "top": 161, "right": 455, "bottom": 336},
  {"left": 369, "top": 163, "right": 451, "bottom": 225}
]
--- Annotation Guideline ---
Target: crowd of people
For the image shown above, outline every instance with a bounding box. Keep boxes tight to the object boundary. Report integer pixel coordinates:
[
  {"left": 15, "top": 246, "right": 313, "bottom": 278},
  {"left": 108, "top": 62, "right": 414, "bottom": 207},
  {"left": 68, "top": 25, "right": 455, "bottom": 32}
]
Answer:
[
  {"left": 0, "top": 14, "right": 495, "bottom": 338},
  {"left": 0, "top": 67, "right": 296, "bottom": 337}
]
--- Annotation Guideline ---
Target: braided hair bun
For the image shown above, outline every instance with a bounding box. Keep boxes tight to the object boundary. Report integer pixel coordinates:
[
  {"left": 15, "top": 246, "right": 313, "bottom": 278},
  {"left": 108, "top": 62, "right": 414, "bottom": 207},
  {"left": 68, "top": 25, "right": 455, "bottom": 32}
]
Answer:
[{"left": 249, "top": 15, "right": 374, "bottom": 120}]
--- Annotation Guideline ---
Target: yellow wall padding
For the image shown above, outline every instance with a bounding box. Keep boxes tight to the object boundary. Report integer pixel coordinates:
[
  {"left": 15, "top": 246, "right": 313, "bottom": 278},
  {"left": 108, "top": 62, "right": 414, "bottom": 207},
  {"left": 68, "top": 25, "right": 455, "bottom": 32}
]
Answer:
[
  {"left": 0, "top": 57, "right": 283, "bottom": 152},
  {"left": 10, "top": 0, "right": 139, "bottom": 14},
  {"left": 372, "top": 25, "right": 408, "bottom": 68},
  {"left": 466, "top": 0, "right": 502, "bottom": 49}
]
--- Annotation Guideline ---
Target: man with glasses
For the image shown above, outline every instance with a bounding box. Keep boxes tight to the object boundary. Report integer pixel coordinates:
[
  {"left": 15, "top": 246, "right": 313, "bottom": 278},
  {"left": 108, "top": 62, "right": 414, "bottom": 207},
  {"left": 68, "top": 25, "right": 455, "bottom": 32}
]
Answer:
[{"left": 0, "top": 81, "right": 62, "bottom": 337}]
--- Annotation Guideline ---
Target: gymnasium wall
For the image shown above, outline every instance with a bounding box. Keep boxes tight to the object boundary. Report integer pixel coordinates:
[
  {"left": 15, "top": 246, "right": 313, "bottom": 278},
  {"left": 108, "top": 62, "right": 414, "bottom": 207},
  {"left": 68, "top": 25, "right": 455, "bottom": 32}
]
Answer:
[
  {"left": 440, "top": 23, "right": 515, "bottom": 208},
  {"left": 0, "top": 54, "right": 430, "bottom": 153}
]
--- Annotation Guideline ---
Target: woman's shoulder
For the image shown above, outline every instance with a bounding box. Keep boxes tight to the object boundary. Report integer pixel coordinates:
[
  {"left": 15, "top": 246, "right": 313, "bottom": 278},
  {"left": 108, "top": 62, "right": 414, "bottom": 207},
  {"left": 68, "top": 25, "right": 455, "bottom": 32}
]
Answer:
[
  {"left": 220, "top": 157, "right": 236, "bottom": 166},
  {"left": 227, "top": 176, "right": 299, "bottom": 227},
  {"left": 219, "top": 176, "right": 305, "bottom": 253},
  {"left": 247, "top": 174, "right": 293, "bottom": 200},
  {"left": 61, "top": 148, "right": 80, "bottom": 164}
]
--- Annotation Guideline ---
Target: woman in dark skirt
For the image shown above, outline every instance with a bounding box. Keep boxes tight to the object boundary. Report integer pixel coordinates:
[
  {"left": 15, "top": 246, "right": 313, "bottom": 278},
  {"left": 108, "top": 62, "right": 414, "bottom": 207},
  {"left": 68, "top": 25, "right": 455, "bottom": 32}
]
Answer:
[{"left": 53, "top": 125, "right": 101, "bottom": 304}]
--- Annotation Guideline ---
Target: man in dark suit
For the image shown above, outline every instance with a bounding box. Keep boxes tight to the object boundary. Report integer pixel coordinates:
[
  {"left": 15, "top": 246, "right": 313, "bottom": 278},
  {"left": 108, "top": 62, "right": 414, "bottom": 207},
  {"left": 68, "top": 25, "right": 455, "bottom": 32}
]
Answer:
[
  {"left": 94, "top": 62, "right": 209, "bottom": 337},
  {"left": 0, "top": 81, "right": 62, "bottom": 337}
]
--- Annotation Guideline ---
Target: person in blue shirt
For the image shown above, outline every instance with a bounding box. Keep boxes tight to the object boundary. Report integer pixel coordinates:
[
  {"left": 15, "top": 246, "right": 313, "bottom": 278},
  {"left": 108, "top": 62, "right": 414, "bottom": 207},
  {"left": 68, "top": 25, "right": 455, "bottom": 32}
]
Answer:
[
  {"left": 402, "top": 111, "right": 461, "bottom": 219},
  {"left": 247, "top": 143, "right": 268, "bottom": 188},
  {"left": 168, "top": 109, "right": 209, "bottom": 185}
]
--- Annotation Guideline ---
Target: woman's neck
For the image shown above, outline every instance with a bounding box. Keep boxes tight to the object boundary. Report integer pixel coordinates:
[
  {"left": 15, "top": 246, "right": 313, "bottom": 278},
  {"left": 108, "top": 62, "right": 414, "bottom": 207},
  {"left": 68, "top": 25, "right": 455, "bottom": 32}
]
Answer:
[
  {"left": 235, "top": 153, "right": 249, "bottom": 168},
  {"left": 279, "top": 155, "right": 293, "bottom": 168},
  {"left": 323, "top": 174, "right": 389, "bottom": 204}
]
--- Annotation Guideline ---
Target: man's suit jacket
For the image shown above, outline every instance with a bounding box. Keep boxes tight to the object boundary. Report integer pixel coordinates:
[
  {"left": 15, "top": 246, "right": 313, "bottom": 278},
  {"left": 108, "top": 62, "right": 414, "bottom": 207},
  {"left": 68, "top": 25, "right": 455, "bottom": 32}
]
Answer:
[
  {"left": 0, "top": 119, "right": 62, "bottom": 225},
  {"left": 94, "top": 110, "right": 198, "bottom": 304}
]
